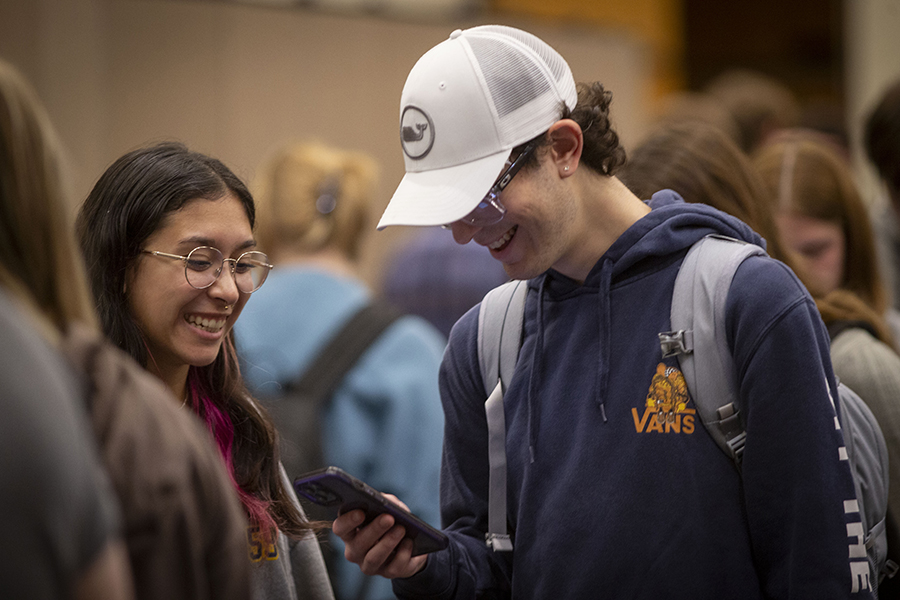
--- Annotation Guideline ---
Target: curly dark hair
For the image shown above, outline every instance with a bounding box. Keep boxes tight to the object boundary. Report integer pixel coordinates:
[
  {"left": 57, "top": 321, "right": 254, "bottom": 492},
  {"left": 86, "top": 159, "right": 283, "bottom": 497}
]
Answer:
[{"left": 516, "top": 82, "right": 626, "bottom": 176}]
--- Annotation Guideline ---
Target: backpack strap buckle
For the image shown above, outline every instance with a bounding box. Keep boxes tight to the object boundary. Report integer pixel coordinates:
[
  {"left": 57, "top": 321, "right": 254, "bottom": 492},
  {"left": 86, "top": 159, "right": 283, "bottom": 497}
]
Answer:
[
  {"left": 659, "top": 330, "right": 693, "bottom": 358},
  {"left": 716, "top": 402, "right": 746, "bottom": 466},
  {"left": 883, "top": 559, "right": 900, "bottom": 580},
  {"left": 485, "top": 533, "right": 513, "bottom": 552}
]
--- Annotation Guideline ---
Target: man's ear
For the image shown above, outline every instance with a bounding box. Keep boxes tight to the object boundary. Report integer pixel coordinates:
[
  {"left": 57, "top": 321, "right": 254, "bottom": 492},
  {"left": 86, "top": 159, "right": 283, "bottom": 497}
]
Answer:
[{"left": 547, "top": 119, "right": 583, "bottom": 177}]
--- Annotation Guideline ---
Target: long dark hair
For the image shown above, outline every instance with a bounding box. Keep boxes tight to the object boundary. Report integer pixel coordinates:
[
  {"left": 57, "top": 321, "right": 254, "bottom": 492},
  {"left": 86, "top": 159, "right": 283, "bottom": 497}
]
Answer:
[
  {"left": 753, "top": 130, "right": 888, "bottom": 314},
  {"left": 76, "top": 141, "right": 310, "bottom": 537}
]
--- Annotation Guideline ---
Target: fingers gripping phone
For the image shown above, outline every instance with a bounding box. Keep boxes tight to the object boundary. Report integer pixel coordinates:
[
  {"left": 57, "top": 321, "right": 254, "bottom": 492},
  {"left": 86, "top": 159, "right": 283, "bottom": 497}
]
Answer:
[{"left": 294, "top": 466, "right": 449, "bottom": 556}]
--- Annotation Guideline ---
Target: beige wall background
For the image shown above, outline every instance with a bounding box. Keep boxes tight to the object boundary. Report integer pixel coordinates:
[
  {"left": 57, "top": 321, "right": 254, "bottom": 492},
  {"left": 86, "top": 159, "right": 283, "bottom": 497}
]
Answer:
[
  {"left": 0, "top": 0, "right": 650, "bottom": 285},
  {"left": 3, "top": 0, "right": 898, "bottom": 283},
  {"left": 844, "top": 0, "right": 900, "bottom": 204}
]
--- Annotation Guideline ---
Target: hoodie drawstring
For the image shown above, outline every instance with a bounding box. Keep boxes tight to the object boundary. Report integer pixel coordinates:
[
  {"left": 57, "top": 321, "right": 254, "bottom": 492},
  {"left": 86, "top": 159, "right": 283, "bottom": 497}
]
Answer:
[
  {"left": 525, "top": 276, "right": 549, "bottom": 463},
  {"left": 596, "top": 257, "right": 613, "bottom": 422},
  {"left": 525, "top": 259, "right": 614, "bottom": 462}
]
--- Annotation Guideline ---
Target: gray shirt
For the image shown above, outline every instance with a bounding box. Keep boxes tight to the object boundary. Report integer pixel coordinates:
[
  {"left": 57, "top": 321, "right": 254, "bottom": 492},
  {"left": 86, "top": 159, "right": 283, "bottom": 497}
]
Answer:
[
  {"left": 0, "top": 289, "right": 120, "bottom": 599},
  {"left": 831, "top": 326, "right": 900, "bottom": 546},
  {"left": 249, "top": 466, "right": 335, "bottom": 600}
]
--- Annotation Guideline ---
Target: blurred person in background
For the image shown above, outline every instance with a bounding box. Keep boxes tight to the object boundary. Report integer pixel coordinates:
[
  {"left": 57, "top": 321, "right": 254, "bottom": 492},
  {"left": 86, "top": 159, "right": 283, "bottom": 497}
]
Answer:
[
  {"left": 1, "top": 57, "right": 256, "bottom": 600},
  {"left": 0, "top": 63, "right": 134, "bottom": 594},
  {"left": 0, "top": 287, "right": 133, "bottom": 600},
  {"left": 1, "top": 57, "right": 147, "bottom": 600},
  {"left": 864, "top": 79, "right": 900, "bottom": 315},
  {"left": 620, "top": 120, "right": 789, "bottom": 261},
  {"left": 703, "top": 68, "right": 800, "bottom": 154},
  {"left": 752, "top": 128, "right": 900, "bottom": 345},
  {"left": 236, "top": 140, "right": 445, "bottom": 600},
  {"left": 650, "top": 90, "right": 741, "bottom": 146},
  {"left": 381, "top": 228, "right": 508, "bottom": 339}
]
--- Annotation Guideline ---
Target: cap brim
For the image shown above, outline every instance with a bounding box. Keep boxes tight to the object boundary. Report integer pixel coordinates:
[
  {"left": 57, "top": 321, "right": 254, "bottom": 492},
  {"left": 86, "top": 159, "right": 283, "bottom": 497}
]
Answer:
[{"left": 377, "top": 150, "right": 509, "bottom": 229}]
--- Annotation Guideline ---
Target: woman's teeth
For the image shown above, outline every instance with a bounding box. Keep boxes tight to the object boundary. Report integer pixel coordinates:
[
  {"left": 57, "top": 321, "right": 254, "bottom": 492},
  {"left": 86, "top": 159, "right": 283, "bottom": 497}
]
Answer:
[
  {"left": 185, "top": 314, "right": 226, "bottom": 333},
  {"left": 489, "top": 225, "right": 517, "bottom": 251}
]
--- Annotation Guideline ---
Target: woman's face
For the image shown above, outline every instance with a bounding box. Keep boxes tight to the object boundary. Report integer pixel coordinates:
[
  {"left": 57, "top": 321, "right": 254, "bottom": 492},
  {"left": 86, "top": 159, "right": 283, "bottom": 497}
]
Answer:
[
  {"left": 127, "top": 193, "right": 255, "bottom": 381},
  {"left": 776, "top": 210, "right": 846, "bottom": 297}
]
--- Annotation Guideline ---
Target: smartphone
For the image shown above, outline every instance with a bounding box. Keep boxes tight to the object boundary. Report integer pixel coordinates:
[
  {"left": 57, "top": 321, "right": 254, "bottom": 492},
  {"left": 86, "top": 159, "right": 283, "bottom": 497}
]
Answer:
[{"left": 294, "top": 466, "right": 449, "bottom": 556}]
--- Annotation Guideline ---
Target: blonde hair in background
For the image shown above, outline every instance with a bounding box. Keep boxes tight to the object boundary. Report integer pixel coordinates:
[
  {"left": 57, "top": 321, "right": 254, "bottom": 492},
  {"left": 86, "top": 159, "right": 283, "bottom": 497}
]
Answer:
[
  {"left": 752, "top": 129, "right": 888, "bottom": 316},
  {"left": 253, "top": 141, "right": 379, "bottom": 262},
  {"left": 0, "top": 59, "right": 97, "bottom": 337}
]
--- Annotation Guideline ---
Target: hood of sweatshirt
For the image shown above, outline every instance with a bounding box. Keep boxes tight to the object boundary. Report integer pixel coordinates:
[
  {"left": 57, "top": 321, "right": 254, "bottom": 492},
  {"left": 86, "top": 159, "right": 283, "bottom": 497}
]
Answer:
[{"left": 519, "top": 190, "right": 765, "bottom": 460}]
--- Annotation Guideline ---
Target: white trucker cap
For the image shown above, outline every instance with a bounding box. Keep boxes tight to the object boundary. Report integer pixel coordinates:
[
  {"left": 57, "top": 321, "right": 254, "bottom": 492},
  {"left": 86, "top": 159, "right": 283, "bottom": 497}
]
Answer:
[{"left": 377, "top": 25, "right": 578, "bottom": 229}]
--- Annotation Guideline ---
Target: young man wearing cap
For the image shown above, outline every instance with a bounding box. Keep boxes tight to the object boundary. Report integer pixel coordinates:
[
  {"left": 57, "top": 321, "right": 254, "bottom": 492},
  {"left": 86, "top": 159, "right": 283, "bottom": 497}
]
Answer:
[{"left": 334, "top": 25, "right": 870, "bottom": 599}]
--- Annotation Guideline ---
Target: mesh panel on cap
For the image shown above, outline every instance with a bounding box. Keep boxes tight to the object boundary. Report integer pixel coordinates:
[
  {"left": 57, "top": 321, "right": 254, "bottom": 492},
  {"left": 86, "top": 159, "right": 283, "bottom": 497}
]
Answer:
[
  {"left": 466, "top": 25, "right": 575, "bottom": 145},
  {"left": 483, "top": 25, "right": 571, "bottom": 85},
  {"left": 469, "top": 36, "right": 551, "bottom": 119}
]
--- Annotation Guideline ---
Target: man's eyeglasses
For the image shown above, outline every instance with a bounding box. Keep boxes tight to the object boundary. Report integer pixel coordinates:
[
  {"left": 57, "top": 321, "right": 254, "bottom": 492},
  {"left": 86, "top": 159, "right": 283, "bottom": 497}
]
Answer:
[
  {"left": 444, "top": 142, "right": 536, "bottom": 229},
  {"left": 141, "top": 246, "right": 273, "bottom": 293}
]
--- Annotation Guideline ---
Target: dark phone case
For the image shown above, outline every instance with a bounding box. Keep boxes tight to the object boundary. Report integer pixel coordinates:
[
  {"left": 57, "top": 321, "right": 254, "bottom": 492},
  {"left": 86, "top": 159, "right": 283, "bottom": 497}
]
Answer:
[{"left": 294, "top": 466, "right": 449, "bottom": 556}]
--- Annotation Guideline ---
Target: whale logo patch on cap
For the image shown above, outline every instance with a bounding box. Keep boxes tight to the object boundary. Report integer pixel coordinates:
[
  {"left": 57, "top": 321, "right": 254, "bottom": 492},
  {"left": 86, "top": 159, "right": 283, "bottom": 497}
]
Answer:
[{"left": 400, "top": 105, "right": 435, "bottom": 160}]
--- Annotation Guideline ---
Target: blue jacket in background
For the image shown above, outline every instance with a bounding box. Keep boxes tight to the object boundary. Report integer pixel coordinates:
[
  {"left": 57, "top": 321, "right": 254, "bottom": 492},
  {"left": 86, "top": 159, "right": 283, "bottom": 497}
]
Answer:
[
  {"left": 382, "top": 228, "right": 509, "bottom": 338},
  {"left": 394, "top": 191, "right": 870, "bottom": 599},
  {"left": 236, "top": 267, "right": 446, "bottom": 600}
]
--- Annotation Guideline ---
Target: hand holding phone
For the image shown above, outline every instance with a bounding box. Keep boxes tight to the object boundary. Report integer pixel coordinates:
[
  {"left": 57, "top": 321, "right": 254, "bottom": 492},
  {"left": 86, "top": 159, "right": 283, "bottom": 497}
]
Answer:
[
  {"left": 294, "top": 466, "right": 448, "bottom": 556},
  {"left": 333, "top": 500, "right": 430, "bottom": 581}
]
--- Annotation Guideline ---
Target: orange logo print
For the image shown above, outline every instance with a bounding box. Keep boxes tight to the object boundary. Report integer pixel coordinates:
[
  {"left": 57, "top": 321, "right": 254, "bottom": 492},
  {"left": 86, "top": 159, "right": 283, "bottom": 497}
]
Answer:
[{"left": 632, "top": 363, "right": 695, "bottom": 434}]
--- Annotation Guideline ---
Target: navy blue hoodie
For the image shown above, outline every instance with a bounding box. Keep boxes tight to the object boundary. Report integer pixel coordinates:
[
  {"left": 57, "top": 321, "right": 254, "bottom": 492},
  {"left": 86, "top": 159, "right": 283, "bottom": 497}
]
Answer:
[{"left": 393, "top": 192, "right": 870, "bottom": 599}]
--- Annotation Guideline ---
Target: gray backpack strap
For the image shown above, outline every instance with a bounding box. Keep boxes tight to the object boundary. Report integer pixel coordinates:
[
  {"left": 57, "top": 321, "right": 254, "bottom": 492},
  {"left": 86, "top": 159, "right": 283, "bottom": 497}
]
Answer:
[
  {"left": 478, "top": 280, "right": 528, "bottom": 396},
  {"left": 477, "top": 280, "right": 528, "bottom": 552},
  {"left": 660, "top": 235, "right": 765, "bottom": 468},
  {"left": 661, "top": 234, "right": 894, "bottom": 590},
  {"left": 837, "top": 380, "right": 894, "bottom": 588}
]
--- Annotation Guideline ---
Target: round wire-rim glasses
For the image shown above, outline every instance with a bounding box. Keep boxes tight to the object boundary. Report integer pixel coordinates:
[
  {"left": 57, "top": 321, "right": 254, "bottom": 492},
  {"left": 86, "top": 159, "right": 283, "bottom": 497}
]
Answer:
[
  {"left": 443, "top": 142, "right": 537, "bottom": 229},
  {"left": 141, "top": 246, "right": 274, "bottom": 293}
]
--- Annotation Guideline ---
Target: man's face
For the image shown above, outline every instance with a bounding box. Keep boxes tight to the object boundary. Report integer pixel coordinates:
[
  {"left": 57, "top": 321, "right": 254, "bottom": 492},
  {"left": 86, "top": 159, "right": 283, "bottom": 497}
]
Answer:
[{"left": 448, "top": 149, "right": 580, "bottom": 281}]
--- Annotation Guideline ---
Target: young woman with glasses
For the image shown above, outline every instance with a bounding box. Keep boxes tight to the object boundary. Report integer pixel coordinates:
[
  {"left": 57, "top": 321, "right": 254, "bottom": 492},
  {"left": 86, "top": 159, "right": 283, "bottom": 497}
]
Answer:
[{"left": 77, "top": 141, "right": 334, "bottom": 600}]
